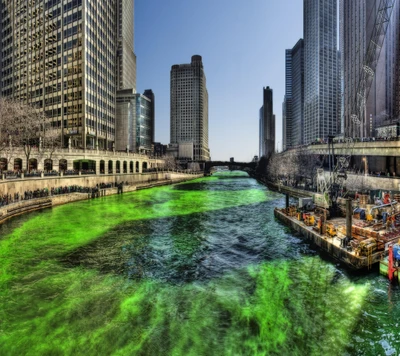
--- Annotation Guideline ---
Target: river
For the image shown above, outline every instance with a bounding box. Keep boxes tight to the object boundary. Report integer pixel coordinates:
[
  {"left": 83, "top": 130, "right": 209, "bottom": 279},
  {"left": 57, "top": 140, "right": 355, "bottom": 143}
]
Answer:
[{"left": 0, "top": 171, "right": 399, "bottom": 355}]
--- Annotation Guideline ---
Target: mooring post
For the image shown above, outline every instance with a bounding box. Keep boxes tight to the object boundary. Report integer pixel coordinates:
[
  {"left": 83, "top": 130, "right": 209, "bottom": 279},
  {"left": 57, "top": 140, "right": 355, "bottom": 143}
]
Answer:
[
  {"left": 345, "top": 199, "right": 352, "bottom": 247},
  {"left": 286, "top": 194, "right": 290, "bottom": 209}
]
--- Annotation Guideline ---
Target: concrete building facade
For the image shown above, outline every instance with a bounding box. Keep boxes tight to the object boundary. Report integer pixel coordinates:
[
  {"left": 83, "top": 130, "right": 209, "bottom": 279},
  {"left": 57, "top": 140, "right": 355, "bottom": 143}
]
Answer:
[
  {"left": 135, "top": 93, "right": 153, "bottom": 155},
  {"left": 304, "top": 0, "right": 339, "bottom": 144},
  {"left": 283, "top": 39, "right": 305, "bottom": 150},
  {"left": 259, "top": 87, "right": 275, "bottom": 157},
  {"left": 116, "top": 0, "right": 136, "bottom": 91},
  {"left": 0, "top": 0, "right": 136, "bottom": 150},
  {"left": 170, "top": 55, "right": 210, "bottom": 161},
  {"left": 115, "top": 89, "right": 154, "bottom": 154},
  {"left": 282, "top": 49, "right": 292, "bottom": 151},
  {"left": 385, "top": 0, "right": 400, "bottom": 126},
  {"left": 340, "top": 0, "right": 389, "bottom": 138},
  {"left": 143, "top": 89, "right": 155, "bottom": 144},
  {"left": 291, "top": 39, "right": 305, "bottom": 146}
]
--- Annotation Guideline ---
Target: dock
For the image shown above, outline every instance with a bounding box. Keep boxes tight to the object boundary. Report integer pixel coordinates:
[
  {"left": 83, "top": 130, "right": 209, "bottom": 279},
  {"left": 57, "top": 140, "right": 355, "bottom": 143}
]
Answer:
[{"left": 274, "top": 208, "right": 385, "bottom": 270}]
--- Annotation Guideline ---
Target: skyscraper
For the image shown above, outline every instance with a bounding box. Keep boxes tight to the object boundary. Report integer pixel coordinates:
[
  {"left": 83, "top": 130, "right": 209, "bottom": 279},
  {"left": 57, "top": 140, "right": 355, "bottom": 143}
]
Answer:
[
  {"left": 291, "top": 39, "right": 305, "bottom": 146},
  {"left": 115, "top": 89, "right": 154, "bottom": 154},
  {"left": 143, "top": 89, "right": 155, "bottom": 144},
  {"left": 340, "top": 0, "right": 388, "bottom": 138},
  {"left": 170, "top": 55, "right": 210, "bottom": 161},
  {"left": 282, "top": 49, "right": 292, "bottom": 151},
  {"left": 283, "top": 39, "right": 305, "bottom": 150},
  {"left": 0, "top": 0, "right": 136, "bottom": 150},
  {"left": 304, "top": 0, "right": 339, "bottom": 144},
  {"left": 259, "top": 87, "right": 275, "bottom": 157},
  {"left": 117, "top": 0, "right": 136, "bottom": 90},
  {"left": 384, "top": 1, "right": 400, "bottom": 124}
]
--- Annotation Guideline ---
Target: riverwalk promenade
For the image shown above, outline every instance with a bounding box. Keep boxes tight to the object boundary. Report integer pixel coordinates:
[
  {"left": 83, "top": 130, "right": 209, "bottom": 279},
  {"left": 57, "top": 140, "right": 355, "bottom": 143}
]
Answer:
[
  {"left": 0, "top": 171, "right": 203, "bottom": 224},
  {"left": 0, "top": 147, "right": 164, "bottom": 176}
]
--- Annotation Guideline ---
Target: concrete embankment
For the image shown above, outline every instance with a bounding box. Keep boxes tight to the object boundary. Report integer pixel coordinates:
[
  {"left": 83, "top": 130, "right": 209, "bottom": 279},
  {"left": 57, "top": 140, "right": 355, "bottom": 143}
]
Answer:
[
  {"left": 250, "top": 173, "right": 312, "bottom": 198},
  {"left": 0, "top": 173, "right": 203, "bottom": 224},
  {"left": 264, "top": 181, "right": 313, "bottom": 198},
  {"left": 0, "top": 171, "right": 198, "bottom": 196},
  {"left": 252, "top": 172, "right": 400, "bottom": 198}
]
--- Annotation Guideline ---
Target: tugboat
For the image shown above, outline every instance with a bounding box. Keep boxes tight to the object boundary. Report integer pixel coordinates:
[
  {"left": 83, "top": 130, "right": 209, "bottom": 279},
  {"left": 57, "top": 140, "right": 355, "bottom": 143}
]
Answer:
[{"left": 380, "top": 241, "right": 400, "bottom": 283}]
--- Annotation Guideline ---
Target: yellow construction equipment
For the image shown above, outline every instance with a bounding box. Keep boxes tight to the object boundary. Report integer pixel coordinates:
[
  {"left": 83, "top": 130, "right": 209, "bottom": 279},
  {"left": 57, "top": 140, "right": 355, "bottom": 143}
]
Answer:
[
  {"left": 304, "top": 215, "right": 315, "bottom": 227},
  {"left": 326, "top": 222, "right": 337, "bottom": 237},
  {"left": 359, "top": 238, "right": 377, "bottom": 257}
]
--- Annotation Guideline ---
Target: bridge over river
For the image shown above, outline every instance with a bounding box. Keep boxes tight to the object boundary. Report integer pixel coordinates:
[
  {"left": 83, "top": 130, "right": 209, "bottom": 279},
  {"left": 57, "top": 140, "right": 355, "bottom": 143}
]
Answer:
[{"left": 204, "top": 160, "right": 256, "bottom": 173}]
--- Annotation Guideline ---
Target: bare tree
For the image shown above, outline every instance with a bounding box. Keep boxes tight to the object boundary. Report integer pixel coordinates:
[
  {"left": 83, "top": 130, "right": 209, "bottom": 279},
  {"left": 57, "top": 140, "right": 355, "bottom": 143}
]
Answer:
[
  {"left": 266, "top": 149, "right": 323, "bottom": 189},
  {"left": 295, "top": 147, "right": 324, "bottom": 188},
  {"left": 163, "top": 155, "right": 177, "bottom": 170},
  {"left": 266, "top": 153, "right": 284, "bottom": 182},
  {"left": 0, "top": 97, "right": 55, "bottom": 171},
  {"left": 0, "top": 97, "right": 24, "bottom": 171},
  {"left": 39, "top": 128, "right": 62, "bottom": 171}
]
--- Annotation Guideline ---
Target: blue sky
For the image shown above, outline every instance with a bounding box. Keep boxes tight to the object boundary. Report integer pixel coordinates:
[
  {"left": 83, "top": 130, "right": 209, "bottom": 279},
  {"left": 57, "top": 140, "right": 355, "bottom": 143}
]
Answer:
[{"left": 135, "top": 0, "right": 303, "bottom": 161}]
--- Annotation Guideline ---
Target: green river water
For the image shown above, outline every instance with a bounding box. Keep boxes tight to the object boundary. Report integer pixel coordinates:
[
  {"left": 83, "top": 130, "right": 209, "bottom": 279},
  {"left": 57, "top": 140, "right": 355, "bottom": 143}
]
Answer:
[{"left": 0, "top": 171, "right": 399, "bottom": 355}]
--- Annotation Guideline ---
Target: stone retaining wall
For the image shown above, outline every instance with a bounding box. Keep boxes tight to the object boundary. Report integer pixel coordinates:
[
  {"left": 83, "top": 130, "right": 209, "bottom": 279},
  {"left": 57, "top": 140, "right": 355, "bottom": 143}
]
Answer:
[
  {"left": 0, "top": 172, "right": 199, "bottom": 196},
  {"left": 345, "top": 174, "right": 400, "bottom": 191},
  {"left": 0, "top": 173, "right": 203, "bottom": 224}
]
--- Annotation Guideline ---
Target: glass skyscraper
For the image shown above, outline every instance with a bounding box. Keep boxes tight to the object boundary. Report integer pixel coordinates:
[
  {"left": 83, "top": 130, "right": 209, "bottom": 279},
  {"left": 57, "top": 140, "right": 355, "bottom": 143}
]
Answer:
[
  {"left": 304, "top": 0, "right": 339, "bottom": 144},
  {"left": 340, "top": 0, "right": 398, "bottom": 138},
  {"left": 291, "top": 39, "right": 305, "bottom": 146},
  {"left": 282, "top": 49, "right": 292, "bottom": 151},
  {"left": 283, "top": 39, "right": 304, "bottom": 151},
  {"left": 116, "top": 89, "right": 154, "bottom": 154}
]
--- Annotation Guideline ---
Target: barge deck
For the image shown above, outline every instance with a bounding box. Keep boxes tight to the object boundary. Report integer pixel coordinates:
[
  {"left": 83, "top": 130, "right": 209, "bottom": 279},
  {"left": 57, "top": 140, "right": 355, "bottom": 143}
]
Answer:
[{"left": 274, "top": 208, "right": 383, "bottom": 269}]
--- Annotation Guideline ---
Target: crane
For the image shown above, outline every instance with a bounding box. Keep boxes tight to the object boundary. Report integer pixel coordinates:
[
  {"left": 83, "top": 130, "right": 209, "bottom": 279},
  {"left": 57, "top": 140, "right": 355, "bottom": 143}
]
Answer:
[{"left": 320, "top": 0, "right": 397, "bottom": 207}]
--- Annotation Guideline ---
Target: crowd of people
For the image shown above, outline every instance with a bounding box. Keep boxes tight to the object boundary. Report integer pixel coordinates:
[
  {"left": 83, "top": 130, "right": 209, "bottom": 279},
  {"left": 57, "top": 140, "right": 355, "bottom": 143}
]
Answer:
[
  {"left": 346, "top": 168, "right": 397, "bottom": 178},
  {"left": 1, "top": 169, "right": 98, "bottom": 179},
  {"left": 311, "top": 136, "right": 400, "bottom": 145},
  {"left": 0, "top": 182, "right": 119, "bottom": 207},
  {"left": 0, "top": 193, "right": 20, "bottom": 206}
]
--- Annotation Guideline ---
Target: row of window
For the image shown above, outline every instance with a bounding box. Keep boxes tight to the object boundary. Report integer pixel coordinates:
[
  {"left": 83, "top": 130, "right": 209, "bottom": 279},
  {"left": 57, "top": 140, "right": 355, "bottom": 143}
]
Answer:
[
  {"left": 64, "top": 11, "right": 82, "bottom": 27},
  {"left": 64, "top": 24, "right": 82, "bottom": 39},
  {"left": 63, "top": 0, "right": 82, "bottom": 13},
  {"left": 45, "top": 0, "right": 61, "bottom": 10}
]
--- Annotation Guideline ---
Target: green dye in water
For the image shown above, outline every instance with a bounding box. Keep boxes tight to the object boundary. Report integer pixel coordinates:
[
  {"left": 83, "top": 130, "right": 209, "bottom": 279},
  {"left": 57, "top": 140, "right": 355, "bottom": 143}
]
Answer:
[{"left": 0, "top": 172, "right": 397, "bottom": 355}]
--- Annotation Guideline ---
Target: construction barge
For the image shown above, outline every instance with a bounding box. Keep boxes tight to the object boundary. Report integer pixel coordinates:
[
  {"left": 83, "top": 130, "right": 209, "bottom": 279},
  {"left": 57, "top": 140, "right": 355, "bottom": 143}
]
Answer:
[{"left": 274, "top": 192, "right": 400, "bottom": 281}]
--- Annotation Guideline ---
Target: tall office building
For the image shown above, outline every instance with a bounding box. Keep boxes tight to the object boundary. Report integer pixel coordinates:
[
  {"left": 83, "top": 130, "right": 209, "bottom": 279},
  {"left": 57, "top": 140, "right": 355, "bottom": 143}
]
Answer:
[
  {"left": 259, "top": 86, "right": 275, "bottom": 157},
  {"left": 340, "top": 0, "right": 388, "bottom": 138},
  {"left": 116, "top": 89, "right": 154, "bottom": 154},
  {"left": 339, "top": 0, "right": 345, "bottom": 135},
  {"left": 0, "top": 0, "right": 136, "bottom": 150},
  {"left": 170, "top": 55, "right": 210, "bottom": 161},
  {"left": 134, "top": 92, "right": 153, "bottom": 154},
  {"left": 282, "top": 49, "right": 292, "bottom": 151},
  {"left": 283, "top": 39, "right": 305, "bottom": 150},
  {"left": 291, "top": 39, "right": 305, "bottom": 146},
  {"left": 117, "top": 0, "right": 136, "bottom": 90},
  {"left": 116, "top": 89, "right": 136, "bottom": 152},
  {"left": 143, "top": 89, "right": 155, "bottom": 144},
  {"left": 259, "top": 107, "right": 264, "bottom": 157},
  {"left": 304, "top": 0, "right": 339, "bottom": 144},
  {"left": 385, "top": 0, "right": 400, "bottom": 123}
]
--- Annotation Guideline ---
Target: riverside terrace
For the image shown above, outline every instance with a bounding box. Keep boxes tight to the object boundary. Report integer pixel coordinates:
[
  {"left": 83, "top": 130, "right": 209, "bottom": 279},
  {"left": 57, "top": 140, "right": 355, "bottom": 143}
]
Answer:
[
  {"left": 285, "top": 139, "right": 400, "bottom": 176},
  {"left": 0, "top": 147, "right": 164, "bottom": 176}
]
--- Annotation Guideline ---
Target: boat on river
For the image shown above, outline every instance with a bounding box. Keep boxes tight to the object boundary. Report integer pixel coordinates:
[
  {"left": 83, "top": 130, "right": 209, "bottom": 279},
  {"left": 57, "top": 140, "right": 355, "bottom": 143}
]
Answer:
[
  {"left": 274, "top": 197, "right": 400, "bottom": 271},
  {"left": 379, "top": 243, "right": 400, "bottom": 283}
]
